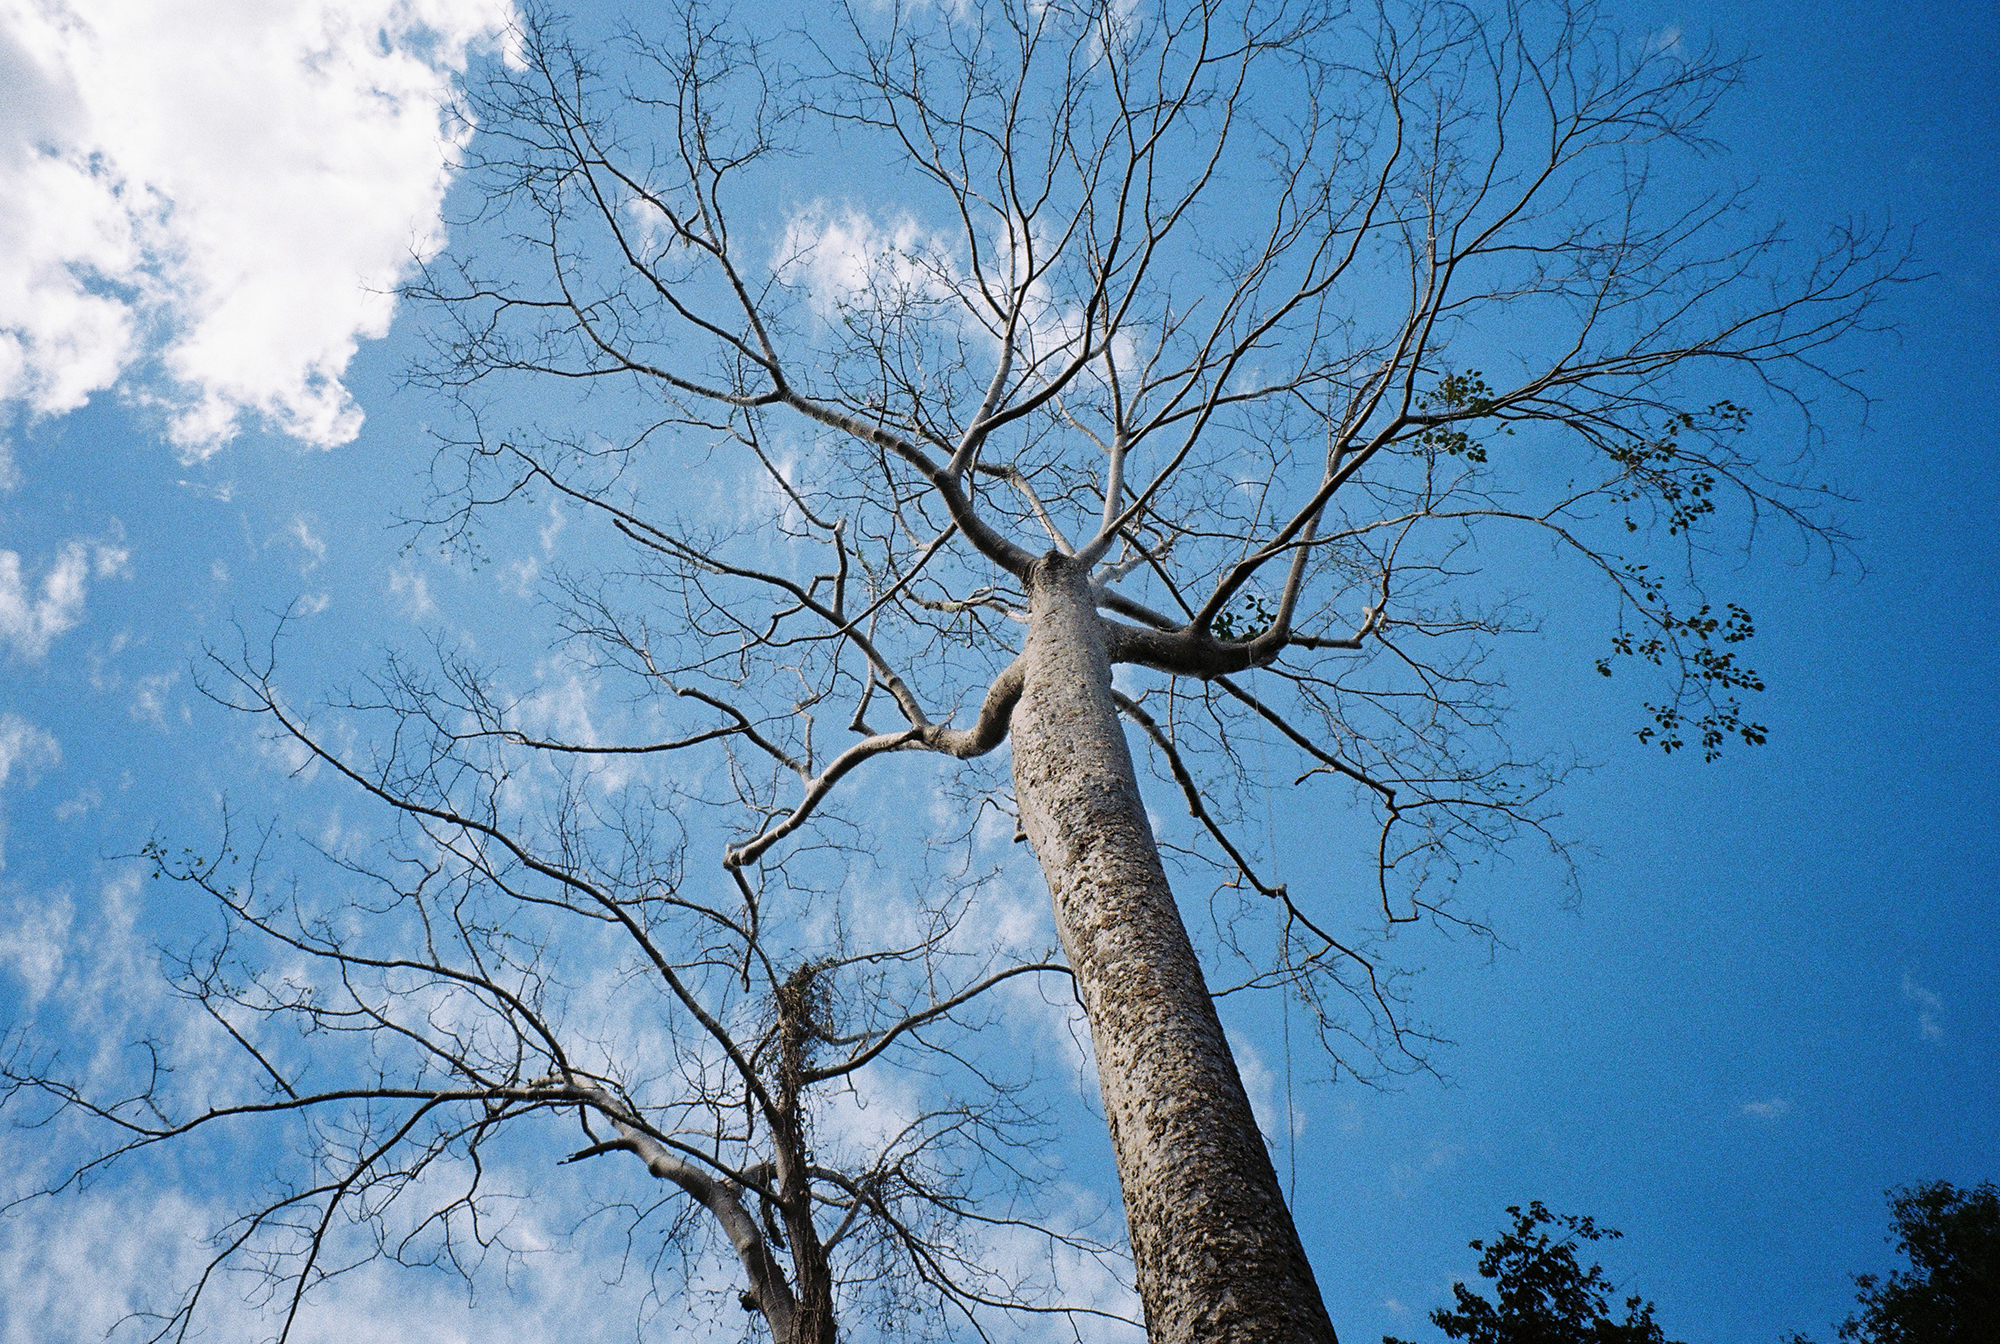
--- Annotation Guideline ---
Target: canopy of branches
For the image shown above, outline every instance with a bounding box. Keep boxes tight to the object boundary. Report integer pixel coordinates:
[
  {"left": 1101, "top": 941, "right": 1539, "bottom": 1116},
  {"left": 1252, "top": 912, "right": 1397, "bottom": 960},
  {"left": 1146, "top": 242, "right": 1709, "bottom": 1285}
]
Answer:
[{"left": 0, "top": 0, "right": 1898, "bottom": 1339}]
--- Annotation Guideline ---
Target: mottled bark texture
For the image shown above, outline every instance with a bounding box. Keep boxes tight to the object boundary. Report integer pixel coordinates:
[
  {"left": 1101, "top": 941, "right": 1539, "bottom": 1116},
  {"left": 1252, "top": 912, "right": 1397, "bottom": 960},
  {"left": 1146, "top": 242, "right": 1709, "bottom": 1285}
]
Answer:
[{"left": 1010, "top": 554, "right": 1339, "bottom": 1344}]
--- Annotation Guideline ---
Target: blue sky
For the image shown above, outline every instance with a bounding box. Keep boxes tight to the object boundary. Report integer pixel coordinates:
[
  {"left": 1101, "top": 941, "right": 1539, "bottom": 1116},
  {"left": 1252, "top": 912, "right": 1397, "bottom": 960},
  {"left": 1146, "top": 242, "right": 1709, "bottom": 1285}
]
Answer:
[{"left": 1, "top": 2, "right": 1995, "bottom": 1342}]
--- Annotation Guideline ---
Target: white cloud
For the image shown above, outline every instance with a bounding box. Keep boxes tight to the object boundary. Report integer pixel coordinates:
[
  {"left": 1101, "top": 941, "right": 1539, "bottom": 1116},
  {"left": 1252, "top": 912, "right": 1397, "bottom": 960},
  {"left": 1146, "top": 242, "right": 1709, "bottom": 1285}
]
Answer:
[
  {"left": 506, "top": 554, "right": 540, "bottom": 596},
  {"left": 775, "top": 202, "right": 963, "bottom": 321},
  {"left": 1233, "top": 1039, "right": 1286, "bottom": 1147},
  {"left": 0, "top": 886, "right": 72, "bottom": 1008},
  {"left": 256, "top": 717, "right": 322, "bottom": 779},
  {"left": 24, "top": 868, "right": 175, "bottom": 1087},
  {"left": 0, "top": 713, "right": 60, "bottom": 866},
  {"left": 538, "top": 497, "right": 565, "bottom": 553},
  {"left": 289, "top": 516, "right": 328, "bottom": 570},
  {"left": 89, "top": 536, "right": 127, "bottom": 576},
  {"left": 1741, "top": 1096, "right": 1790, "bottom": 1119},
  {"left": 0, "top": 713, "right": 58, "bottom": 791},
  {"left": 53, "top": 786, "right": 99, "bottom": 821},
  {"left": 0, "top": 883, "right": 714, "bottom": 1338},
  {"left": 507, "top": 676, "right": 644, "bottom": 793},
  {"left": 774, "top": 201, "right": 1136, "bottom": 441},
  {"left": 0, "top": 535, "right": 128, "bottom": 658},
  {"left": 0, "top": 542, "right": 87, "bottom": 659},
  {"left": 127, "top": 669, "right": 179, "bottom": 728},
  {"left": 969, "top": 1201, "right": 1141, "bottom": 1343},
  {"left": 1902, "top": 972, "right": 1945, "bottom": 1041},
  {"left": 389, "top": 563, "right": 436, "bottom": 617},
  {"left": 0, "top": 1178, "right": 676, "bottom": 1344},
  {"left": 0, "top": 0, "right": 514, "bottom": 455}
]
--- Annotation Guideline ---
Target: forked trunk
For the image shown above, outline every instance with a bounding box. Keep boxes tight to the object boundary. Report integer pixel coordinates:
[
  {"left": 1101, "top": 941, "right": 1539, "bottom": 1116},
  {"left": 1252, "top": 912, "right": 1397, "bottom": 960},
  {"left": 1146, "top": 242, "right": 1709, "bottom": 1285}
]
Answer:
[{"left": 1009, "top": 553, "right": 1340, "bottom": 1344}]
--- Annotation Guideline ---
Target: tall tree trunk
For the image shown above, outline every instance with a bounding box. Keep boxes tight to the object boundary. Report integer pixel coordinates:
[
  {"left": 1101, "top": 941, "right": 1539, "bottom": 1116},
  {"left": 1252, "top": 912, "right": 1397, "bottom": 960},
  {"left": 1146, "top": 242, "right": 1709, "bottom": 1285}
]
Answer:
[{"left": 1009, "top": 552, "right": 1340, "bottom": 1344}]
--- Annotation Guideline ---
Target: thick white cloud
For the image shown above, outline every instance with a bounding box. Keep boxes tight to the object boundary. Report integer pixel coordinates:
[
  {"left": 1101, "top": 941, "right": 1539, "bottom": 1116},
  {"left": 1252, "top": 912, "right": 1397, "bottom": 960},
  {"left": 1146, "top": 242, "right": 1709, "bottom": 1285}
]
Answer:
[{"left": 0, "top": 0, "right": 513, "bottom": 454}]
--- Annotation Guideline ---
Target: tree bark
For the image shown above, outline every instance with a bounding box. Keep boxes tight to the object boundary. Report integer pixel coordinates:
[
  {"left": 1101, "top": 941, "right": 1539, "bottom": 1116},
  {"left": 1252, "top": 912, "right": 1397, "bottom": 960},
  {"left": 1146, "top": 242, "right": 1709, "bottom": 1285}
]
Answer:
[
  {"left": 1009, "top": 552, "right": 1340, "bottom": 1344},
  {"left": 774, "top": 967, "right": 838, "bottom": 1344}
]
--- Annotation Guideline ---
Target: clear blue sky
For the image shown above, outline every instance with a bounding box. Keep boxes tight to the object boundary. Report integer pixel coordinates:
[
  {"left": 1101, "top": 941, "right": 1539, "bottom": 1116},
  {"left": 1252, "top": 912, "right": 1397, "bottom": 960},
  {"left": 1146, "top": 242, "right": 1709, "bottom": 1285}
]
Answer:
[{"left": 0, "top": 2, "right": 1993, "bottom": 1341}]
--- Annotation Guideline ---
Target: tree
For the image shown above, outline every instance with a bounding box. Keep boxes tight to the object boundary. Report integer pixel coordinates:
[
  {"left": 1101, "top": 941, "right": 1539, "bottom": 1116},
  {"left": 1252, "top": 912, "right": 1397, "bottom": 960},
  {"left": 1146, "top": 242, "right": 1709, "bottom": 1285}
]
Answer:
[
  {"left": 1795, "top": 1181, "right": 2000, "bottom": 1344},
  {"left": 7, "top": 634, "right": 1125, "bottom": 1342},
  {"left": 4, "top": 0, "right": 1898, "bottom": 1340},
  {"left": 1385, "top": 1202, "right": 1681, "bottom": 1344}
]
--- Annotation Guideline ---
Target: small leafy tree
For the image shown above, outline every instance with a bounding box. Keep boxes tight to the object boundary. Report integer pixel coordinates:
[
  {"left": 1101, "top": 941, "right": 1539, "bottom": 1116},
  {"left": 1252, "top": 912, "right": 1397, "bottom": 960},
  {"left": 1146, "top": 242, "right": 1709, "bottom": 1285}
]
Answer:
[
  {"left": 1795, "top": 1180, "right": 2000, "bottom": 1344},
  {"left": 1387, "top": 1202, "right": 1681, "bottom": 1344}
]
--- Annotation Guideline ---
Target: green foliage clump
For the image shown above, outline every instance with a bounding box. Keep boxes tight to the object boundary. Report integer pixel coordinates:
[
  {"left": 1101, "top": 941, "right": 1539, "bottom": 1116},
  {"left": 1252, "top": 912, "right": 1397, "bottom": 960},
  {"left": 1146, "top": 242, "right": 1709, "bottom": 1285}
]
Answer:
[
  {"left": 1211, "top": 592, "right": 1278, "bottom": 642},
  {"left": 1386, "top": 1202, "right": 1681, "bottom": 1344},
  {"left": 1416, "top": 370, "right": 1502, "bottom": 462}
]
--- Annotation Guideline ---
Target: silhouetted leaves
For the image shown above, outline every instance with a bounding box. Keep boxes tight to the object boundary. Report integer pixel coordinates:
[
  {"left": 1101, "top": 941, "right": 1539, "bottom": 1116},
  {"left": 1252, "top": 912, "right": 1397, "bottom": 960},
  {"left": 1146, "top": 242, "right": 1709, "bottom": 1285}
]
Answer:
[
  {"left": 1794, "top": 1181, "right": 2000, "bottom": 1344},
  {"left": 1386, "top": 1202, "right": 1681, "bottom": 1344}
]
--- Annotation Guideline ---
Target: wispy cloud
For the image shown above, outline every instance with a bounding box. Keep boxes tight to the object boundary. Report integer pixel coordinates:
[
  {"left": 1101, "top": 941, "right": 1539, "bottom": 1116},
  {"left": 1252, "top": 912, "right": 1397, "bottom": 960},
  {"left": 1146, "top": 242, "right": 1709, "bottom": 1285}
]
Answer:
[
  {"left": 0, "top": 713, "right": 58, "bottom": 789},
  {"left": 0, "top": 886, "right": 72, "bottom": 1009},
  {"left": 0, "top": 535, "right": 128, "bottom": 660},
  {"left": 1902, "top": 973, "right": 1946, "bottom": 1041},
  {"left": 1741, "top": 1097, "right": 1791, "bottom": 1120},
  {"left": 0, "top": 543, "right": 85, "bottom": 659},
  {"left": 388, "top": 565, "right": 435, "bottom": 618},
  {"left": 288, "top": 517, "right": 327, "bottom": 571},
  {"left": 0, "top": 712, "right": 58, "bottom": 870},
  {"left": 53, "top": 786, "right": 99, "bottom": 822},
  {"left": 127, "top": 670, "right": 180, "bottom": 729}
]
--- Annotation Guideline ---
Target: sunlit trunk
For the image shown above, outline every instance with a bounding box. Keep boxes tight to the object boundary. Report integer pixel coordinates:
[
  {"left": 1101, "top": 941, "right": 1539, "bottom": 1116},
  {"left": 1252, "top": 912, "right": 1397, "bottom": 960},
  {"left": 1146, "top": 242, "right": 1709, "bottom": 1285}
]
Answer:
[{"left": 1009, "top": 552, "right": 1339, "bottom": 1344}]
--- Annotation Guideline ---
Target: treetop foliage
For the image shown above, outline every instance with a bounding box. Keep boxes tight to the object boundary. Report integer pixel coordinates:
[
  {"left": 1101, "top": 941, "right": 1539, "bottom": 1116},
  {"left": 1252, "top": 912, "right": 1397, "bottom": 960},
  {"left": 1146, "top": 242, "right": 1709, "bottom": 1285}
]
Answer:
[
  {"left": 1386, "top": 1202, "right": 1681, "bottom": 1344},
  {"left": 1798, "top": 1180, "right": 2000, "bottom": 1344}
]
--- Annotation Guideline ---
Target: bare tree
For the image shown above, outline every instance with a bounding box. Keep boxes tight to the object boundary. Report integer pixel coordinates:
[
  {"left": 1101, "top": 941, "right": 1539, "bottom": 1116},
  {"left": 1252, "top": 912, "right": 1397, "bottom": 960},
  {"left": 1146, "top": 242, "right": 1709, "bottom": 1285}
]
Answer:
[
  {"left": 6, "top": 0, "right": 1899, "bottom": 1340},
  {"left": 4, "top": 631, "right": 1126, "bottom": 1344}
]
